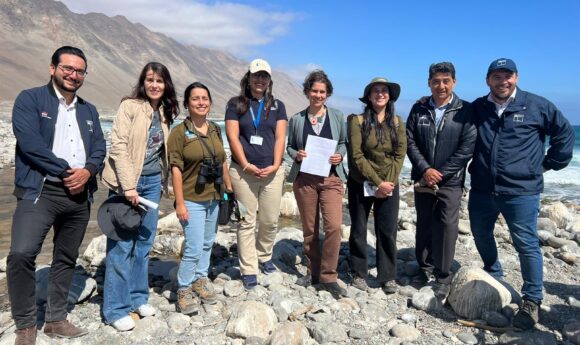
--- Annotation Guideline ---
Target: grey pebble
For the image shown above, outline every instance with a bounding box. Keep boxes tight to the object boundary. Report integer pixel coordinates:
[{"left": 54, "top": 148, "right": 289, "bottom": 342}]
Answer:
[{"left": 457, "top": 332, "right": 478, "bottom": 344}]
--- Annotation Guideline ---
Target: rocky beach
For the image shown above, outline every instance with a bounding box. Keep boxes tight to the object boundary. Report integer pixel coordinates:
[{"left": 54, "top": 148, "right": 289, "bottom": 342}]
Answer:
[{"left": 0, "top": 116, "right": 579, "bottom": 344}]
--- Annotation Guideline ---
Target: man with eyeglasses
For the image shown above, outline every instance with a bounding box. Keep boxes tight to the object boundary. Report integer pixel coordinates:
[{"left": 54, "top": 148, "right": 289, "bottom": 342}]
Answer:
[{"left": 8, "top": 46, "right": 106, "bottom": 344}]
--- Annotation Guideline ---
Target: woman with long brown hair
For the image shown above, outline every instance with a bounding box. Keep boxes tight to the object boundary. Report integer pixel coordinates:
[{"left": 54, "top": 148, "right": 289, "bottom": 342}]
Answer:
[
  {"left": 101, "top": 62, "right": 179, "bottom": 331},
  {"left": 347, "top": 77, "right": 407, "bottom": 294}
]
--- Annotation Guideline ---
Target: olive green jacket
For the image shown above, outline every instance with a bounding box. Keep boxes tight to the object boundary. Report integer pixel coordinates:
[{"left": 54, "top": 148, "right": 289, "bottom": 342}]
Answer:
[{"left": 346, "top": 114, "right": 407, "bottom": 186}]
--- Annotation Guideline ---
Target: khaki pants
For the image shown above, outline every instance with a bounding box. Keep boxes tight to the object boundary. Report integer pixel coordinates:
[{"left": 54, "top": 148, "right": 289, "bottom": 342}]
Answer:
[{"left": 230, "top": 162, "right": 285, "bottom": 275}]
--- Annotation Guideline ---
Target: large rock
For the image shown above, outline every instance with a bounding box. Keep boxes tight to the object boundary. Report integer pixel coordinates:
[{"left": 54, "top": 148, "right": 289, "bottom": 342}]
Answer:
[
  {"left": 36, "top": 266, "right": 97, "bottom": 305},
  {"left": 540, "top": 202, "right": 574, "bottom": 230},
  {"left": 226, "top": 301, "right": 278, "bottom": 339},
  {"left": 411, "top": 287, "right": 442, "bottom": 312},
  {"left": 268, "top": 321, "right": 310, "bottom": 345},
  {"left": 279, "top": 192, "right": 300, "bottom": 217},
  {"left": 448, "top": 267, "right": 512, "bottom": 319},
  {"left": 152, "top": 234, "right": 184, "bottom": 256},
  {"left": 0, "top": 257, "right": 7, "bottom": 272},
  {"left": 81, "top": 235, "right": 107, "bottom": 267},
  {"left": 156, "top": 211, "right": 181, "bottom": 231}
]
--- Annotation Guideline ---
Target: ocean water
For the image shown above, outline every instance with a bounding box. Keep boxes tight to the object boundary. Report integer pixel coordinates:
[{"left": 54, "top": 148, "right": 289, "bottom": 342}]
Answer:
[{"left": 101, "top": 121, "right": 579, "bottom": 205}]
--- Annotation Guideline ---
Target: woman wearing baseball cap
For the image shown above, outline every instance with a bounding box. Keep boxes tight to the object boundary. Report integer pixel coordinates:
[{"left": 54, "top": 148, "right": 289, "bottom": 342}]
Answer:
[
  {"left": 347, "top": 77, "right": 407, "bottom": 294},
  {"left": 224, "top": 59, "right": 288, "bottom": 289}
]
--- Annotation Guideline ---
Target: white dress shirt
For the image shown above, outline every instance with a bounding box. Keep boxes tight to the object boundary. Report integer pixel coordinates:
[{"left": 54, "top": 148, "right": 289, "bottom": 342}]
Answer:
[{"left": 47, "top": 85, "right": 86, "bottom": 181}]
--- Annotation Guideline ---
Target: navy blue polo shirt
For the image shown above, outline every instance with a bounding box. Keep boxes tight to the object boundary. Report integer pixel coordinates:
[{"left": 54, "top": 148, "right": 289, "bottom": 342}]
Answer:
[{"left": 225, "top": 97, "right": 287, "bottom": 168}]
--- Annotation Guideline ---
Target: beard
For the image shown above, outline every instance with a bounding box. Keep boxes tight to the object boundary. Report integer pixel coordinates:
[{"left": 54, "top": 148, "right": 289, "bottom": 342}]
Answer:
[{"left": 52, "top": 74, "right": 82, "bottom": 93}]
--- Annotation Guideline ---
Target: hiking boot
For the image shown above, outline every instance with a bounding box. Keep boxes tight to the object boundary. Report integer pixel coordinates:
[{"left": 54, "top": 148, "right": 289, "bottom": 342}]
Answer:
[
  {"left": 318, "top": 282, "right": 348, "bottom": 299},
  {"left": 191, "top": 277, "right": 217, "bottom": 304},
  {"left": 259, "top": 260, "right": 277, "bottom": 275},
  {"left": 15, "top": 325, "right": 36, "bottom": 345},
  {"left": 44, "top": 320, "right": 88, "bottom": 339},
  {"left": 177, "top": 288, "right": 199, "bottom": 315},
  {"left": 242, "top": 275, "right": 257, "bottom": 290},
  {"left": 513, "top": 299, "right": 540, "bottom": 330},
  {"left": 351, "top": 276, "right": 368, "bottom": 291},
  {"left": 296, "top": 274, "right": 319, "bottom": 287},
  {"left": 382, "top": 280, "right": 399, "bottom": 294}
]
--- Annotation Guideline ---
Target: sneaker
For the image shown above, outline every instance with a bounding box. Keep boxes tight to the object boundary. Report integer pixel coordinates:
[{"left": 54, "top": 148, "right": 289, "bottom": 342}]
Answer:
[
  {"left": 318, "top": 282, "right": 348, "bottom": 299},
  {"left": 242, "top": 274, "right": 258, "bottom": 290},
  {"left": 15, "top": 325, "right": 37, "bottom": 345},
  {"left": 513, "top": 299, "right": 540, "bottom": 330},
  {"left": 110, "top": 315, "right": 135, "bottom": 332},
  {"left": 192, "top": 277, "right": 217, "bottom": 304},
  {"left": 296, "top": 274, "right": 319, "bottom": 287},
  {"left": 259, "top": 260, "right": 277, "bottom": 275},
  {"left": 135, "top": 304, "right": 156, "bottom": 317},
  {"left": 177, "top": 288, "right": 200, "bottom": 315},
  {"left": 44, "top": 320, "right": 88, "bottom": 338},
  {"left": 382, "top": 280, "right": 399, "bottom": 294},
  {"left": 351, "top": 276, "right": 368, "bottom": 291}
]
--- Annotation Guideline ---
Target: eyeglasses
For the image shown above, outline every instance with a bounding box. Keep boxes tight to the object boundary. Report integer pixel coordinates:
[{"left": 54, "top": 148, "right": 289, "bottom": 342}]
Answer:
[{"left": 57, "top": 64, "right": 88, "bottom": 78}]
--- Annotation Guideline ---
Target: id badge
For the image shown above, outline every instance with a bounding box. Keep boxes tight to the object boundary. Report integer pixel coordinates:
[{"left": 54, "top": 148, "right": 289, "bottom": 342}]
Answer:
[{"left": 250, "top": 135, "right": 263, "bottom": 146}]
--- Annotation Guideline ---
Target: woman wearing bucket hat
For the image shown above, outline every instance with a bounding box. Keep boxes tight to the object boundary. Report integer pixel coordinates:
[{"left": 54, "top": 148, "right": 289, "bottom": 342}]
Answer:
[
  {"left": 100, "top": 62, "right": 179, "bottom": 331},
  {"left": 225, "top": 58, "right": 288, "bottom": 290},
  {"left": 167, "top": 82, "right": 232, "bottom": 314},
  {"left": 286, "top": 70, "right": 348, "bottom": 299},
  {"left": 347, "top": 77, "right": 407, "bottom": 294}
]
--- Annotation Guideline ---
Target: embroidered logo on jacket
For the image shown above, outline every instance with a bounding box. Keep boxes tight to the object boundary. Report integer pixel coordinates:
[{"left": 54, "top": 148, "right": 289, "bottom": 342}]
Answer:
[
  {"left": 41, "top": 111, "right": 52, "bottom": 119},
  {"left": 513, "top": 114, "right": 525, "bottom": 122},
  {"left": 86, "top": 120, "right": 94, "bottom": 132}
]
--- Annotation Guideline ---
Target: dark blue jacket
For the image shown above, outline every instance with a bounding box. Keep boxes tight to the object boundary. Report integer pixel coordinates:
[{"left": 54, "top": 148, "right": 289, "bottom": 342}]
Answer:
[
  {"left": 12, "top": 82, "right": 106, "bottom": 201},
  {"left": 406, "top": 93, "right": 476, "bottom": 187},
  {"left": 469, "top": 87, "right": 575, "bottom": 195}
]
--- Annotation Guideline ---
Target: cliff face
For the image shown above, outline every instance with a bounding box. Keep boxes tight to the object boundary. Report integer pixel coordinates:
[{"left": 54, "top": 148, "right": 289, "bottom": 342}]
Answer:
[{"left": 0, "top": 0, "right": 306, "bottom": 118}]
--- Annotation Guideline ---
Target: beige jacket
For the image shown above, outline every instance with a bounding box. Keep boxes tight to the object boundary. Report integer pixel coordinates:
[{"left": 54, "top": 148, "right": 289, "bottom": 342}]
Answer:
[{"left": 102, "top": 99, "right": 170, "bottom": 193}]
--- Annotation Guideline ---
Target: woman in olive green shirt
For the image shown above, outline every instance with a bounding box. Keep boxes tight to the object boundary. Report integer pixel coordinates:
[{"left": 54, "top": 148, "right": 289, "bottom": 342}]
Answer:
[
  {"left": 347, "top": 77, "right": 407, "bottom": 294},
  {"left": 167, "top": 82, "right": 232, "bottom": 315}
]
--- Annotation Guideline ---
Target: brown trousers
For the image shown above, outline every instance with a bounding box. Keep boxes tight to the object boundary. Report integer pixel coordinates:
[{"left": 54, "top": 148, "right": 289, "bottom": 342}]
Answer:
[{"left": 293, "top": 173, "right": 344, "bottom": 283}]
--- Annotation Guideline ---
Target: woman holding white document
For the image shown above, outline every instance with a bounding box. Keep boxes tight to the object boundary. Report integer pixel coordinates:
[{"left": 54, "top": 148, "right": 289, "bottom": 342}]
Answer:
[
  {"left": 286, "top": 70, "right": 348, "bottom": 299},
  {"left": 347, "top": 77, "right": 407, "bottom": 294},
  {"left": 100, "top": 62, "right": 179, "bottom": 331}
]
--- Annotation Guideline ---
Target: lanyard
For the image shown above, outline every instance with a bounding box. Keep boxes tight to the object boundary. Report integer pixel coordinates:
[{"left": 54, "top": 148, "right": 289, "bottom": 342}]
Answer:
[{"left": 249, "top": 98, "right": 265, "bottom": 132}]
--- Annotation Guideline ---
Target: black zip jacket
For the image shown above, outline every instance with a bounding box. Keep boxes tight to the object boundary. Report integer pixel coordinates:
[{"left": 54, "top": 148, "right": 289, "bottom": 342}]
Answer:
[{"left": 406, "top": 93, "right": 476, "bottom": 188}]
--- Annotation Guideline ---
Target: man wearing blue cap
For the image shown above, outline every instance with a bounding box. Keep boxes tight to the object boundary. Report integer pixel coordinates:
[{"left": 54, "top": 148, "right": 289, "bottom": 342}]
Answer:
[{"left": 469, "top": 58, "right": 575, "bottom": 330}]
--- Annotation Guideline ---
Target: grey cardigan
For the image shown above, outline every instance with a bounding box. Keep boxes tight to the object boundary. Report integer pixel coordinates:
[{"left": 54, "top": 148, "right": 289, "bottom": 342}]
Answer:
[{"left": 286, "top": 106, "right": 348, "bottom": 182}]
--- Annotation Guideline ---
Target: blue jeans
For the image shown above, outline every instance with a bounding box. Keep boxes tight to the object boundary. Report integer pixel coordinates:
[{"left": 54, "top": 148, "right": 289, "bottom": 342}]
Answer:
[
  {"left": 177, "top": 200, "right": 219, "bottom": 288},
  {"left": 468, "top": 191, "right": 542, "bottom": 303},
  {"left": 103, "top": 173, "right": 161, "bottom": 323}
]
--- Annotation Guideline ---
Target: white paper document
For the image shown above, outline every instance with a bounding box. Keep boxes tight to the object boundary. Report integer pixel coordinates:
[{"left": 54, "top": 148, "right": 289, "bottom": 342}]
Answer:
[
  {"left": 300, "top": 135, "right": 337, "bottom": 177},
  {"left": 139, "top": 197, "right": 159, "bottom": 210},
  {"left": 363, "top": 181, "right": 378, "bottom": 197}
]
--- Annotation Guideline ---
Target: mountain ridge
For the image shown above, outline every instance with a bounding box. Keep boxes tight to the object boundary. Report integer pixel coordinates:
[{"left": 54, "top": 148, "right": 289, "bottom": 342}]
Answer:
[{"left": 0, "top": 0, "right": 306, "bottom": 119}]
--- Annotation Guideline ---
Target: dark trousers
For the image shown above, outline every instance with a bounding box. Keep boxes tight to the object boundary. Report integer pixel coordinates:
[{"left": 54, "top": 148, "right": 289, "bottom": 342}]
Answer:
[
  {"left": 293, "top": 173, "right": 344, "bottom": 283},
  {"left": 414, "top": 186, "right": 462, "bottom": 284},
  {"left": 347, "top": 178, "right": 399, "bottom": 283},
  {"left": 7, "top": 182, "right": 90, "bottom": 329}
]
